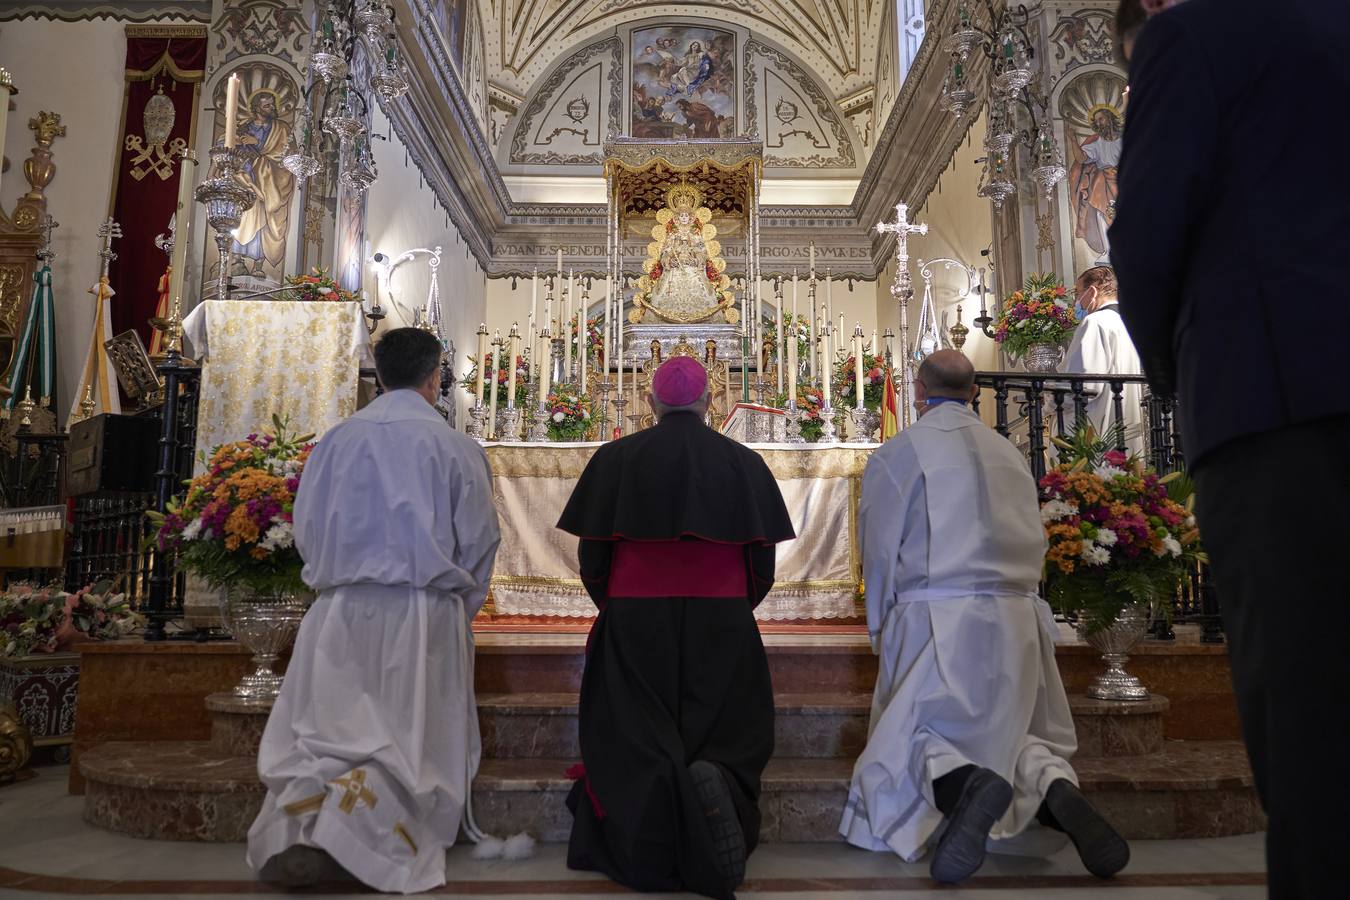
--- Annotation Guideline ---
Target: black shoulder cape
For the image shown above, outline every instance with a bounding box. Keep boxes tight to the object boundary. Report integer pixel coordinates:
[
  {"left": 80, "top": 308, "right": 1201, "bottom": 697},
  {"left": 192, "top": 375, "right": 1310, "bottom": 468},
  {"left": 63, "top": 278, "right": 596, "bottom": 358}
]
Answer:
[{"left": 557, "top": 411, "right": 796, "bottom": 544}]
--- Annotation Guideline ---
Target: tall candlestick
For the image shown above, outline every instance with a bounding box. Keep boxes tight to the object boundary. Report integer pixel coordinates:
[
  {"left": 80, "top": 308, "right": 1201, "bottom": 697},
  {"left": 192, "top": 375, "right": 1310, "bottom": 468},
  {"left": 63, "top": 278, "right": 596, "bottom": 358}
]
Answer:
[
  {"left": 475, "top": 324, "right": 489, "bottom": 407},
  {"left": 775, "top": 280, "right": 784, "bottom": 393},
  {"left": 166, "top": 149, "right": 198, "bottom": 317},
  {"left": 539, "top": 331, "right": 551, "bottom": 404},
  {"left": 487, "top": 331, "right": 501, "bottom": 439},
  {"left": 506, "top": 324, "right": 520, "bottom": 409},
  {"left": 821, "top": 323, "right": 832, "bottom": 409},
  {"left": 791, "top": 271, "right": 798, "bottom": 324},
  {"left": 556, "top": 248, "right": 563, "bottom": 283},
  {"left": 808, "top": 282, "right": 817, "bottom": 385},
  {"left": 871, "top": 329, "right": 879, "bottom": 356},
  {"left": 787, "top": 315, "right": 799, "bottom": 401},
  {"left": 223, "top": 73, "right": 240, "bottom": 149},
  {"left": 0, "top": 70, "right": 14, "bottom": 196},
  {"left": 809, "top": 243, "right": 816, "bottom": 281},
  {"left": 854, "top": 325, "right": 866, "bottom": 411},
  {"left": 630, "top": 361, "right": 638, "bottom": 414}
]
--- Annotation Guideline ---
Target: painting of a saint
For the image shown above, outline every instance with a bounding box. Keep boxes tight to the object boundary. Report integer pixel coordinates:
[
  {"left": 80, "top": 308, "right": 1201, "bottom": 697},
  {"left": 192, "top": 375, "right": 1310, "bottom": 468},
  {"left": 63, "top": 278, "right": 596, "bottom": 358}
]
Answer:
[
  {"left": 631, "top": 26, "right": 735, "bottom": 140},
  {"left": 217, "top": 67, "right": 299, "bottom": 284},
  {"left": 1059, "top": 70, "right": 1127, "bottom": 270}
]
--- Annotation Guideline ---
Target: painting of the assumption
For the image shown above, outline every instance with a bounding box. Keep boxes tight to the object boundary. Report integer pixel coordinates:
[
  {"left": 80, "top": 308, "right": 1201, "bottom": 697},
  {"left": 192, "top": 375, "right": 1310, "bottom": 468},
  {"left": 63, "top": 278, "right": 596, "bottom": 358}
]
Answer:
[{"left": 631, "top": 26, "right": 736, "bottom": 139}]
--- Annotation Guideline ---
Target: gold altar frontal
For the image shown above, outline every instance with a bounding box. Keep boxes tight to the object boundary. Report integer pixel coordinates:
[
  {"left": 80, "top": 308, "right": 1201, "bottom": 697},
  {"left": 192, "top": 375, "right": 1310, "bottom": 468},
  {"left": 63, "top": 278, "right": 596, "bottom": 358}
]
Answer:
[{"left": 482, "top": 442, "right": 872, "bottom": 623}]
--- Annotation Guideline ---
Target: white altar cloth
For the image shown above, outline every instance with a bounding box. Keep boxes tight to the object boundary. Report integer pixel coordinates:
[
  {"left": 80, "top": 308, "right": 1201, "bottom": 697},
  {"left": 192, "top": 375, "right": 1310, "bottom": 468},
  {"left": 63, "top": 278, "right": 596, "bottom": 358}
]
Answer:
[{"left": 483, "top": 441, "right": 877, "bottom": 621}]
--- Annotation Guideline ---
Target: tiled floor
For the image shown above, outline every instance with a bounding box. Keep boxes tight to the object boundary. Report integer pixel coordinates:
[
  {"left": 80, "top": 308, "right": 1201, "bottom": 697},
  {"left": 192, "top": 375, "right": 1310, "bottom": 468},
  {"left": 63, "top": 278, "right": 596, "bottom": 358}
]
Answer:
[{"left": 0, "top": 766, "right": 1266, "bottom": 898}]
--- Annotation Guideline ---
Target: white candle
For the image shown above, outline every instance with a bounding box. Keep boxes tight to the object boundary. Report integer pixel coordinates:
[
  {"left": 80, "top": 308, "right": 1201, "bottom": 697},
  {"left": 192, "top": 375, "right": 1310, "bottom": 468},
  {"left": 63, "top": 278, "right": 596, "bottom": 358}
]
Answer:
[
  {"left": 854, "top": 326, "right": 865, "bottom": 411},
  {"left": 827, "top": 273, "right": 834, "bottom": 333},
  {"left": 775, "top": 282, "right": 784, "bottom": 393},
  {"left": 871, "top": 330, "right": 878, "bottom": 356},
  {"left": 809, "top": 243, "right": 816, "bottom": 281},
  {"left": 579, "top": 291, "right": 588, "bottom": 395},
  {"left": 223, "top": 73, "right": 240, "bottom": 149},
  {"left": 563, "top": 269, "right": 573, "bottom": 379},
  {"left": 506, "top": 324, "right": 520, "bottom": 410},
  {"left": 556, "top": 248, "right": 563, "bottom": 284},
  {"left": 475, "top": 324, "right": 488, "bottom": 406},
  {"left": 602, "top": 276, "right": 612, "bottom": 373},
  {"left": 786, "top": 316, "right": 798, "bottom": 401},
  {"left": 0, "top": 72, "right": 13, "bottom": 195},
  {"left": 487, "top": 331, "right": 501, "bottom": 438},
  {"left": 530, "top": 267, "right": 538, "bottom": 338},
  {"left": 166, "top": 150, "right": 197, "bottom": 317}
]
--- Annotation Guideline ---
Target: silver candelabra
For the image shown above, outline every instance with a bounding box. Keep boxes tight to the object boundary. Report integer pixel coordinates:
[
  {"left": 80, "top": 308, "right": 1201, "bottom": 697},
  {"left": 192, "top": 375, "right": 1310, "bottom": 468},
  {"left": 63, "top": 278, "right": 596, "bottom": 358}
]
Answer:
[{"left": 194, "top": 146, "right": 256, "bottom": 301}]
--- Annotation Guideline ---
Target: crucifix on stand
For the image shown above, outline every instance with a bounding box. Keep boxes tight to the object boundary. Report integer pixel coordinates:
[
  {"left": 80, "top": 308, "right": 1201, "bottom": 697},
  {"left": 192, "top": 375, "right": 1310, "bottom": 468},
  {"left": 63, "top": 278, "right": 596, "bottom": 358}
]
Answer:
[{"left": 875, "top": 202, "right": 927, "bottom": 430}]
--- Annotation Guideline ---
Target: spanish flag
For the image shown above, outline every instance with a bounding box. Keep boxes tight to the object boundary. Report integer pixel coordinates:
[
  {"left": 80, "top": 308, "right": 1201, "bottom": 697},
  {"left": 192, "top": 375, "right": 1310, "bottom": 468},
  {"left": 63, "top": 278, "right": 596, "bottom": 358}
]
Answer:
[{"left": 881, "top": 366, "right": 900, "bottom": 441}]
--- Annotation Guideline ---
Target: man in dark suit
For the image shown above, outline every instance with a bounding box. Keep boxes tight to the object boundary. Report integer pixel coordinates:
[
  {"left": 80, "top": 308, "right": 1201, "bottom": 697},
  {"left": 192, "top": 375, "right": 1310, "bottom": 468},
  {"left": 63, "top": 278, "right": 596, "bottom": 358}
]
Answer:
[{"left": 1108, "top": 1, "right": 1350, "bottom": 896}]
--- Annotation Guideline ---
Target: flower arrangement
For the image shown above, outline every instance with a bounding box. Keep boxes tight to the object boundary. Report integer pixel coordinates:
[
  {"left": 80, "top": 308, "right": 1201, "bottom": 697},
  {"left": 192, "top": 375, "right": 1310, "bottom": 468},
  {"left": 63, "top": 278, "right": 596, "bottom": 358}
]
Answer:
[
  {"left": 569, "top": 315, "right": 605, "bottom": 365},
  {"left": 836, "top": 350, "right": 887, "bottom": 410},
  {"left": 1039, "top": 426, "right": 1205, "bottom": 634},
  {"left": 773, "top": 385, "right": 826, "bottom": 442},
  {"left": 459, "top": 354, "right": 529, "bottom": 407},
  {"left": 1, "top": 581, "right": 137, "bottom": 658},
  {"left": 149, "top": 417, "right": 314, "bottom": 596},
  {"left": 279, "top": 266, "right": 363, "bottom": 304},
  {"left": 545, "top": 382, "right": 593, "bottom": 441},
  {"left": 765, "top": 313, "right": 813, "bottom": 370},
  {"left": 993, "top": 272, "right": 1077, "bottom": 359}
]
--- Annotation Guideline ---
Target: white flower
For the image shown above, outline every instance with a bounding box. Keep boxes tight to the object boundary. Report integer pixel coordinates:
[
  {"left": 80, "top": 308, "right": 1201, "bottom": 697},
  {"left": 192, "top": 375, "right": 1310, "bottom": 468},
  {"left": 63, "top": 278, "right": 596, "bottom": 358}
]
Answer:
[
  {"left": 582, "top": 410, "right": 591, "bottom": 419},
  {"left": 259, "top": 519, "right": 294, "bottom": 553},
  {"left": 1095, "top": 528, "right": 1118, "bottom": 547},
  {"left": 1081, "top": 545, "right": 1111, "bottom": 566},
  {"left": 181, "top": 518, "right": 204, "bottom": 541},
  {"left": 552, "top": 411, "right": 565, "bottom": 423},
  {"left": 1161, "top": 535, "right": 1182, "bottom": 558},
  {"left": 1041, "top": 499, "right": 1076, "bottom": 523},
  {"left": 317, "top": 285, "right": 334, "bottom": 295},
  {"left": 1093, "top": 463, "right": 1127, "bottom": 480},
  {"left": 1053, "top": 298, "right": 1069, "bottom": 309}
]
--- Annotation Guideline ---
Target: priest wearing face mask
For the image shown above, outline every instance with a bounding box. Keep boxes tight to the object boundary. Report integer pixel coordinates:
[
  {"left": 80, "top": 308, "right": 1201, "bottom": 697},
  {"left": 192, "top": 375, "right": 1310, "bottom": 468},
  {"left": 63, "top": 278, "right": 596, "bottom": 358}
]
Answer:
[
  {"left": 557, "top": 356, "right": 795, "bottom": 900},
  {"left": 1065, "top": 265, "right": 1145, "bottom": 454},
  {"left": 840, "top": 350, "right": 1128, "bottom": 884}
]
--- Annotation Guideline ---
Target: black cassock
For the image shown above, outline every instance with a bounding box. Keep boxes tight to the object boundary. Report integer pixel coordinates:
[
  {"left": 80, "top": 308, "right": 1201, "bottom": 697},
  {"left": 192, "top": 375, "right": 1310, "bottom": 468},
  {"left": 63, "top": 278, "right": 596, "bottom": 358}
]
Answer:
[{"left": 557, "top": 410, "right": 795, "bottom": 899}]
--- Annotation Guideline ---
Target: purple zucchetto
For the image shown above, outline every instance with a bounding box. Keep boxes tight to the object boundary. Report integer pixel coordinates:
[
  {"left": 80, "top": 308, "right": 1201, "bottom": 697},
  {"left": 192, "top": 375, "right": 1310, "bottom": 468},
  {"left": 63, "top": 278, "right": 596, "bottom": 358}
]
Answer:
[{"left": 651, "top": 356, "right": 708, "bottom": 407}]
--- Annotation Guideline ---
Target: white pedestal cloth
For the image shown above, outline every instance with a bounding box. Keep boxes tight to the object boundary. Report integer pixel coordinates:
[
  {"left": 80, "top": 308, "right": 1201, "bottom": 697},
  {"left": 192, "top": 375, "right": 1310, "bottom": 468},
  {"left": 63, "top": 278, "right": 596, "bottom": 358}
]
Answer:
[{"left": 245, "top": 585, "right": 479, "bottom": 893}]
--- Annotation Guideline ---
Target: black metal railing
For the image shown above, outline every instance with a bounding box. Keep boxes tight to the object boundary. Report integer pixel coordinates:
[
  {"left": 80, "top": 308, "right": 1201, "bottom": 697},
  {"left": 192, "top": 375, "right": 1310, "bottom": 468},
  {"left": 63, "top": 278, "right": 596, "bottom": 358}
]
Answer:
[{"left": 974, "top": 371, "right": 1221, "bottom": 642}]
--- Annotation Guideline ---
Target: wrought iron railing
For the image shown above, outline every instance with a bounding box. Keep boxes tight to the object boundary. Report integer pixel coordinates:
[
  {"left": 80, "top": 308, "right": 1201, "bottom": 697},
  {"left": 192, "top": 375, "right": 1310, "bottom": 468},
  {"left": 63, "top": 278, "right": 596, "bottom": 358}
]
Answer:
[{"left": 974, "top": 371, "right": 1221, "bottom": 643}]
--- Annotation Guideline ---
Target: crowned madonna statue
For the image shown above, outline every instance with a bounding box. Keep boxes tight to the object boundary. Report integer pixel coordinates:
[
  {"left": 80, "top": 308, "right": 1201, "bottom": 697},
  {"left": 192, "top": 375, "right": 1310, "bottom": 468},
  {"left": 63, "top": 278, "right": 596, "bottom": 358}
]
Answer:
[{"left": 633, "top": 183, "right": 738, "bottom": 327}]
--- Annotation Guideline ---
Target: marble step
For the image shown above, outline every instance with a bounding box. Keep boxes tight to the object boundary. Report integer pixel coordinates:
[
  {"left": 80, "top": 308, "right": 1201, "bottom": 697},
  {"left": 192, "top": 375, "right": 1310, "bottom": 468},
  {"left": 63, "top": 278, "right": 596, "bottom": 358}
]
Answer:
[
  {"left": 79, "top": 739, "right": 1262, "bottom": 844},
  {"left": 1068, "top": 694, "right": 1168, "bottom": 759},
  {"left": 206, "top": 691, "right": 1173, "bottom": 764}
]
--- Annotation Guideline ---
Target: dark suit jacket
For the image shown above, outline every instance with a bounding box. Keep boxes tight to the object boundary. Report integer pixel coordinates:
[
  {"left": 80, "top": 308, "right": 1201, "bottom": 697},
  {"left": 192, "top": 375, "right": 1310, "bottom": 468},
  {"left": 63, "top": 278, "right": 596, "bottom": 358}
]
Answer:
[{"left": 1108, "top": 0, "right": 1350, "bottom": 468}]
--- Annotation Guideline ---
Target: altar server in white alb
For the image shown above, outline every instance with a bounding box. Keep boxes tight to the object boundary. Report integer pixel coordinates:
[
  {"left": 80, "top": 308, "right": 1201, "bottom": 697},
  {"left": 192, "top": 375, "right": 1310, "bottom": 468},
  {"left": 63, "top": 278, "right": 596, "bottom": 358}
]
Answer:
[
  {"left": 840, "top": 350, "right": 1128, "bottom": 884},
  {"left": 246, "top": 327, "right": 501, "bottom": 893},
  {"left": 1064, "top": 265, "right": 1145, "bottom": 454}
]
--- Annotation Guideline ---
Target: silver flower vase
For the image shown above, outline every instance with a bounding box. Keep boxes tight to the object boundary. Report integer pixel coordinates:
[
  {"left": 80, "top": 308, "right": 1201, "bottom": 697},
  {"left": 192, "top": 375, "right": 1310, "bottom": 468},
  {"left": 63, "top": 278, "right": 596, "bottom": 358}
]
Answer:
[
  {"left": 1078, "top": 605, "right": 1150, "bottom": 701},
  {"left": 219, "top": 589, "right": 312, "bottom": 700},
  {"left": 1023, "top": 342, "right": 1064, "bottom": 374}
]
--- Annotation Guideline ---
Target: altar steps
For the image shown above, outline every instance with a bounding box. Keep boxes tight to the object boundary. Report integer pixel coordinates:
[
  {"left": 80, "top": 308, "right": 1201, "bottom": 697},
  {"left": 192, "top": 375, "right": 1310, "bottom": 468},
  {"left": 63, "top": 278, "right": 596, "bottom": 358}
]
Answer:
[{"left": 78, "top": 638, "right": 1263, "bottom": 843}]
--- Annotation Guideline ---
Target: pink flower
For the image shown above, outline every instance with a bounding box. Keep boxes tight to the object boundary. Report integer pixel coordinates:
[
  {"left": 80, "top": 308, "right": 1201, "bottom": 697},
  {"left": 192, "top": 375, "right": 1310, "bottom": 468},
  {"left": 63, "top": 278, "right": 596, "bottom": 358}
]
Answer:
[{"left": 1103, "top": 450, "right": 1128, "bottom": 467}]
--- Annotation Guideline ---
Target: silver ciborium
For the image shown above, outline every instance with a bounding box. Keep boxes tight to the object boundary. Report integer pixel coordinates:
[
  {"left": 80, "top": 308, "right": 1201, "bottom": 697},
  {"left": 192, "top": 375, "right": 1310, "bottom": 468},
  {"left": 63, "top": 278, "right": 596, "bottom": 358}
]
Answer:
[{"left": 219, "top": 589, "right": 312, "bottom": 700}]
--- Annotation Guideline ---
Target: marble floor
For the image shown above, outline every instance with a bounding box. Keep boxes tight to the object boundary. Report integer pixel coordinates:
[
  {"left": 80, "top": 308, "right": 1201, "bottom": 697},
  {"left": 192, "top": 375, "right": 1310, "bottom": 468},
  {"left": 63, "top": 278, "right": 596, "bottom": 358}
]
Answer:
[{"left": 0, "top": 766, "right": 1266, "bottom": 899}]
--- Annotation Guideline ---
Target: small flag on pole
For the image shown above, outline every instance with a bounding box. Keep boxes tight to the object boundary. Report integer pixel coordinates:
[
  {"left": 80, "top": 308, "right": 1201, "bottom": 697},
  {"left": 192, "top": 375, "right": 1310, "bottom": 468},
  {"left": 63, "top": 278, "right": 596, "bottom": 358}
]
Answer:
[{"left": 881, "top": 367, "right": 900, "bottom": 441}]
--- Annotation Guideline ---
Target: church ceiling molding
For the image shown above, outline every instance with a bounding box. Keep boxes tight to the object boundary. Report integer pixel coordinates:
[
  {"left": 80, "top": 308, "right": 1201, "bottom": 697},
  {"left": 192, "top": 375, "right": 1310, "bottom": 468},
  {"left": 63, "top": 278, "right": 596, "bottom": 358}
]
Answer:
[
  {"left": 508, "top": 35, "right": 622, "bottom": 166},
  {"left": 480, "top": 0, "right": 886, "bottom": 103},
  {"left": 744, "top": 38, "right": 857, "bottom": 170},
  {"left": 0, "top": 1, "right": 209, "bottom": 21}
]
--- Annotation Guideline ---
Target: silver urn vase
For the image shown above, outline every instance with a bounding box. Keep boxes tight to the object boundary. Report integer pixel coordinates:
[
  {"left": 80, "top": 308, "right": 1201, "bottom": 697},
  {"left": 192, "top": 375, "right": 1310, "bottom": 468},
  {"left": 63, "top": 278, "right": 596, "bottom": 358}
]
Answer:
[
  {"left": 219, "top": 589, "right": 312, "bottom": 700},
  {"left": 1078, "top": 605, "right": 1150, "bottom": 701},
  {"left": 1023, "top": 342, "right": 1064, "bottom": 374}
]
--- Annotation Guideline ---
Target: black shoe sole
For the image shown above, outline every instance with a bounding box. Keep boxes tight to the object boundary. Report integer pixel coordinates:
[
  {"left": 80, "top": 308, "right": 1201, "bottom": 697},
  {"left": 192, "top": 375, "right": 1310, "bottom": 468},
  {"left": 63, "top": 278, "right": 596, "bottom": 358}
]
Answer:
[
  {"left": 690, "top": 760, "right": 747, "bottom": 888},
  {"left": 273, "top": 845, "right": 326, "bottom": 889},
  {"left": 930, "top": 768, "right": 1014, "bottom": 884},
  {"left": 1044, "top": 780, "right": 1130, "bottom": 878}
]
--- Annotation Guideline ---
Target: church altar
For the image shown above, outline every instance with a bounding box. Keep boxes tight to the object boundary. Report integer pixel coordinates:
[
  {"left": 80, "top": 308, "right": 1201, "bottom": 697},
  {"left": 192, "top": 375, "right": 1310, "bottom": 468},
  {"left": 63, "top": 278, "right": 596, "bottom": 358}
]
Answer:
[
  {"left": 484, "top": 441, "right": 873, "bottom": 621},
  {"left": 182, "top": 300, "right": 373, "bottom": 467}
]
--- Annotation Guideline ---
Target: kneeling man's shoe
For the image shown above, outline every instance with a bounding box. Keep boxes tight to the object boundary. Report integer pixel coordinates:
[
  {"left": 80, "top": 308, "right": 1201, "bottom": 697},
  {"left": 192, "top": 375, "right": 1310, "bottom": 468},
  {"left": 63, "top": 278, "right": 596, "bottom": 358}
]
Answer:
[
  {"left": 268, "top": 845, "right": 328, "bottom": 889},
  {"left": 690, "top": 760, "right": 747, "bottom": 888},
  {"left": 1043, "top": 779, "right": 1130, "bottom": 878},
  {"left": 930, "top": 767, "right": 1013, "bottom": 884}
]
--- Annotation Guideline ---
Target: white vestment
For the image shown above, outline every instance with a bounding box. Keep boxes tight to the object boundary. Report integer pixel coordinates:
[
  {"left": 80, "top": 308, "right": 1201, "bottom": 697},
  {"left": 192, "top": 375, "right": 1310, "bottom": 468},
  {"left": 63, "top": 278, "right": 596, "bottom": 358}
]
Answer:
[
  {"left": 839, "top": 402, "right": 1077, "bottom": 861},
  {"left": 246, "top": 389, "right": 500, "bottom": 893},
  {"left": 1064, "top": 305, "right": 1145, "bottom": 456}
]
